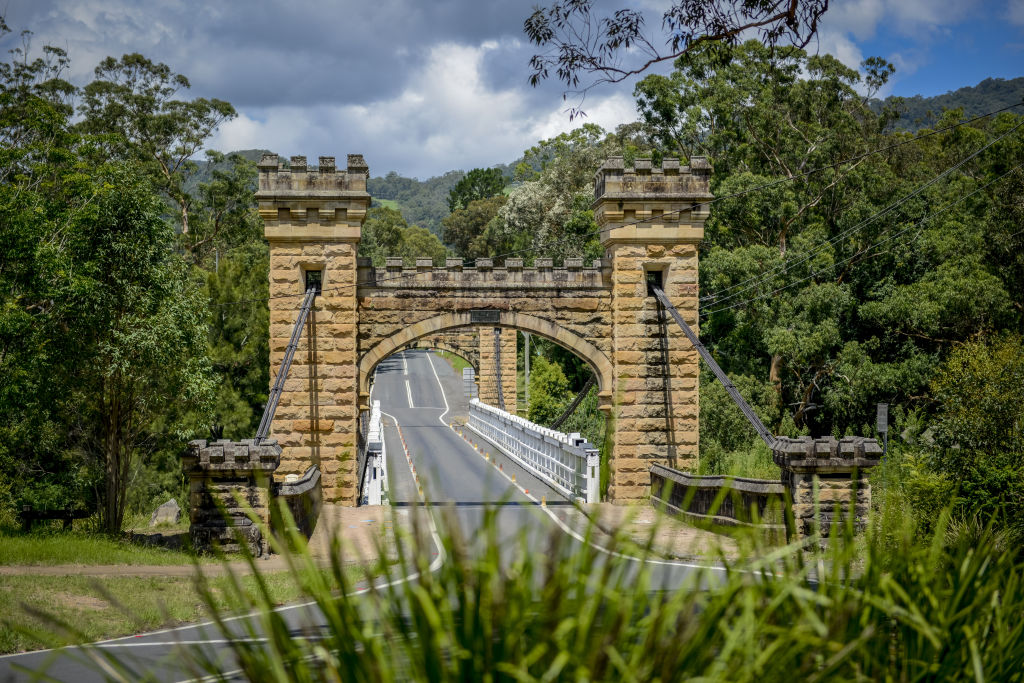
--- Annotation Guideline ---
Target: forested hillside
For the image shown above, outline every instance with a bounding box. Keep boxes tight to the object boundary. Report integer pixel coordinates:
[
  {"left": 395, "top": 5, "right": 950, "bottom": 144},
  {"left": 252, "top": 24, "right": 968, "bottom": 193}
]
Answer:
[
  {"left": 366, "top": 163, "right": 515, "bottom": 235},
  {"left": 1, "top": 22, "right": 1021, "bottom": 549},
  {"left": 871, "top": 76, "right": 1024, "bottom": 130}
]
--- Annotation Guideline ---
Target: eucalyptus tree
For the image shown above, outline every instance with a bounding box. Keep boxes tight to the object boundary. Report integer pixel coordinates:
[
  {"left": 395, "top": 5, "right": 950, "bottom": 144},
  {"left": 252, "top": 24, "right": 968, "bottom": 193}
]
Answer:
[
  {"left": 78, "top": 53, "right": 236, "bottom": 237},
  {"left": 525, "top": 0, "right": 829, "bottom": 117}
]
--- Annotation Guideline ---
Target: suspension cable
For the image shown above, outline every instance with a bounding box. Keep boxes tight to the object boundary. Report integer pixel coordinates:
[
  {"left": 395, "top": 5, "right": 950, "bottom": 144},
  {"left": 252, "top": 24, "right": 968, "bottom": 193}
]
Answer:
[
  {"left": 651, "top": 285, "right": 776, "bottom": 448},
  {"left": 255, "top": 286, "right": 318, "bottom": 443}
]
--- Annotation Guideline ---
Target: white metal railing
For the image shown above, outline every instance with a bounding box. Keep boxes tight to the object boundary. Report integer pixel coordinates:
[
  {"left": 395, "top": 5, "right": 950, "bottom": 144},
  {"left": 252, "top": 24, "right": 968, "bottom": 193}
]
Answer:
[
  {"left": 361, "top": 400, "right": 389, "bottom": 505},
  {"left": 467, "top": 398, "right": 600, "bottom": 503},
  {"left": 463, "top": 367, "right": 478, "bottom": 400}
]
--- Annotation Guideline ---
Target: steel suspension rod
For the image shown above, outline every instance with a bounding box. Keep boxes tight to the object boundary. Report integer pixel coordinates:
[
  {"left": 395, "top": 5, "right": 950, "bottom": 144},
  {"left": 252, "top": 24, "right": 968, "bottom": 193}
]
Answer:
[
  {"left": 255, "top": 287, "right": 318, "bottom": 443},
  {"left": 551, "top": 374, "right": 596, "bottom": 430},
  {"left": 651, "top": 286, "right": 776, "bottom": 448}
]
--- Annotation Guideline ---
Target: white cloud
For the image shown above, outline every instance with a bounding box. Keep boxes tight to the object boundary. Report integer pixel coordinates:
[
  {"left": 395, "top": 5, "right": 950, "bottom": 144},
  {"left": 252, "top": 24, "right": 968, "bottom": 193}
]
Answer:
[
  {"left": 825, "top": 0, "right": 978, "bottom": 38},
  {"left": 816, "top": 29, "right": 866, "bottom": 69},
  {"left": 1009, "top": 0, "right": 1024, "bottom": 25},
  {"left": 209, "top": 40, "right": 639, "bottom": 178}
]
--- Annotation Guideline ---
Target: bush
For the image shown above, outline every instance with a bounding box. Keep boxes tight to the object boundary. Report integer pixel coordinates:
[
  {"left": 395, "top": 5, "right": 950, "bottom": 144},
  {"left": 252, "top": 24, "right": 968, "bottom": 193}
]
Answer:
[
  {"left": 930, "top": 334, "right": 1024, "bottom": 531},
  {"left": 526, "top": 356, "right": 571, "bottom": 425},
  {"left": 72, "top": 500, "right": 1024, "bottom": 682}
]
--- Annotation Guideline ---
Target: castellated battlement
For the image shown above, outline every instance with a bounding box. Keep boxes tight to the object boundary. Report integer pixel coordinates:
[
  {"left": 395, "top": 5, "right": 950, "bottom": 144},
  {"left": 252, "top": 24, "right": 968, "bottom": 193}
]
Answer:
[
  {"left": 593, "top": 156, "right": 712, "bottom": 201},
  {"left": 256, "top": 153, "right": 369, "bottom": 193},
  {"left": 257, "top": 153, "right": 370, "bottom": 233},
  {"left": 593, "top": 157, "right": 714, "bottom": 243},
  {"left": 357, "top": 257, "right": 609, "bottom": 289}
]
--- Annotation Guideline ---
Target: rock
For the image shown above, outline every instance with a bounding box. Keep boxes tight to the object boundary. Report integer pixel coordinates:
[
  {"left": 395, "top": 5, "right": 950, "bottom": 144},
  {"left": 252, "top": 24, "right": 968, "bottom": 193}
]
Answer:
[{"left": 149, "top": 498, "right": 181, "bottom": 527}]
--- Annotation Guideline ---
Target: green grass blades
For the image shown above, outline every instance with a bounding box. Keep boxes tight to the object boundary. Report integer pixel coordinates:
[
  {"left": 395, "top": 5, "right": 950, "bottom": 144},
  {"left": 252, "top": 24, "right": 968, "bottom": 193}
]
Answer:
[{"left": 112, "top": 498, "right": 1024, "bottom": 682}]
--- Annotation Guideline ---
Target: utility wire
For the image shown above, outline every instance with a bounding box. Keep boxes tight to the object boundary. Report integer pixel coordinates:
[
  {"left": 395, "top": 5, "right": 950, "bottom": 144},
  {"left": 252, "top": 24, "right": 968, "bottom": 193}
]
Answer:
[
  {"left": 701, "top": 163, "right": 1023, "bottom": 316},
  {"left": 700, "top": 118, "right": 1024, "bottom": 309},
  {"left": 211, "top": 104, "right": 1024, "bottom": 308}
]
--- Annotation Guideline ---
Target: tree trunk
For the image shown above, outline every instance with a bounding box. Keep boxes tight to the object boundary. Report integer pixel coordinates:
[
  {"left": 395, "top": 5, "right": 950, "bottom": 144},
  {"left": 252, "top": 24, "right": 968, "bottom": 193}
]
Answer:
[
  {"left": 769, "top": 353, "right": 783, "bottom": 428},
  {"left": 180, "top": 201, "right": 190, "bottom": 235}
]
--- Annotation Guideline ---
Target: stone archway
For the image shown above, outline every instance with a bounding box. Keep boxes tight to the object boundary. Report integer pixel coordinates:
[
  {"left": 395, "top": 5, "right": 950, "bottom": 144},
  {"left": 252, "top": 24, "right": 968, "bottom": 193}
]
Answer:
[
  {"left": 357, "top": 311, "right": 614, "bottom": 411},
  {"left": 257, "top": 153, "right": 712, "bottom": 504}
]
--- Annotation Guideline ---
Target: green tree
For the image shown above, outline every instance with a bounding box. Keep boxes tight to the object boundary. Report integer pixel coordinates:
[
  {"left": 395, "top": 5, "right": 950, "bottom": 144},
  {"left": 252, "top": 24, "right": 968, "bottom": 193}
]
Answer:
[
  {"left": 447, "top": 167, "right": 505, "bottom": 212},
  {"left": 70, "top": 167, "right": 214, "bottom": 532},
  {"left": 78, "top": 53, "right": 236, "bottom": 238},
  {"left": 206, "top": 243, "right": 270, "bottom": 438},
  {"left": 359, "top": 206, "right": 448, "bottom": 266},
  {"left": 497, "top": 124, "right": 632, "bottom": 263},
  {"left": 441, "top": 195, "right": 506, "bottom": 256},
  {"left": 359, "top": 206, "right": 407, "bottom": 266},
  {"left": 396, "top": 225, "right": 448, "bottom": 265},
  {"left": 182, "top": 151, "right": 262, "bottom": 266},
  {"left": 930, "top": 334, "right": 1024, "bottom": 530},
  {"left": 0, "top": 23, "right": 92, "bottom": 518},
  {"left": 527, "top": 356, "right": 572, "bottom": 425}
]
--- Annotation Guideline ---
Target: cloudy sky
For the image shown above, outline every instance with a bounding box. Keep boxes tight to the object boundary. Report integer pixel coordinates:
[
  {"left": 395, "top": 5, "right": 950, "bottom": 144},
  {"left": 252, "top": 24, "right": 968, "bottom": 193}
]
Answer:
[{"left": 3, "top": 0, "right": 1023, "bottom": 178}]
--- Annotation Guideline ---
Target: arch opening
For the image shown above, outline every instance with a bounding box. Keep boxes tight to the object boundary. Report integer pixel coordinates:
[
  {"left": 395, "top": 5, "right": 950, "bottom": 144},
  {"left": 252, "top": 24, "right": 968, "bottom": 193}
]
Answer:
[
  {"left": 358, "top": 311, "right": 613, "bottom": 410},
  {"left": 404, "top": 339, "right": 478, "bottom": 373}
]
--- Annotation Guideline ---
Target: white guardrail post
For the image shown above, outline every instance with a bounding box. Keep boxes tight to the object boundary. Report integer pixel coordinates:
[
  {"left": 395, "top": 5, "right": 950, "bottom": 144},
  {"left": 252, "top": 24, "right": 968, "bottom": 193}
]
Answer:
[
  {"left": 467, "top": 398, "right": 600, "bottom": 503},
  {"left": 362, "top": 400, "right": 388, "bottom": 505}
]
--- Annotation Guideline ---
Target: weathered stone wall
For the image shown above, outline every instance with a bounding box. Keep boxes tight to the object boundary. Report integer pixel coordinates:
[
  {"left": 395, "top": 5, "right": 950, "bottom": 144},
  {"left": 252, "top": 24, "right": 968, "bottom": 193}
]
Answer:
[
  {"left": 355, "top": 259, "right": 615, "bottom": 409},
  {"left": 595, "top": 157, "right": 712, "bottom": 501},
  {"left": 272, "top": 465, "right": 323, "bottom": 541},
  {"left": 477, "top": 327, "right": 517, "bottom": 412},
  {"left": 650, "top": 463, "right": 787, "bottom": 539},
  {"left": 259, "top": 154, "right": 369, "bottom": 505},
  {"left": 183, "top": 438, "right": 281, "bottom": 555},
  {"left": 772, "top": 436, "right": 882, "bottom": 538}
]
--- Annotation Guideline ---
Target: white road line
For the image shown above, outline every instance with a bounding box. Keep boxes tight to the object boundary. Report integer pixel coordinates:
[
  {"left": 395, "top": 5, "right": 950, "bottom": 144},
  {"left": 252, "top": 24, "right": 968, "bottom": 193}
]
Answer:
[
  {"left": 402, "top": 351, "right": 408, "bottom": 376},
  {"left": 405, "top": 379, "right": 415, "bottom": 408},
  {"left": 425, "top": 351, "right": 450, "bottom": 423},
  {"left": 425, "top": 351, "right": 727, "bottom": 572},
  {"left": 0, "top": 366, "right": 445, "bottom": 670}
]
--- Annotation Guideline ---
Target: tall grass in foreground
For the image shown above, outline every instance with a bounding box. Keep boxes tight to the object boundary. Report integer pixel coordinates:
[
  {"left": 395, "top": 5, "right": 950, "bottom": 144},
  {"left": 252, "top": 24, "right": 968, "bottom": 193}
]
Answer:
[{"left": 76, "top": 502, "right": 1024, "bottom": 681}]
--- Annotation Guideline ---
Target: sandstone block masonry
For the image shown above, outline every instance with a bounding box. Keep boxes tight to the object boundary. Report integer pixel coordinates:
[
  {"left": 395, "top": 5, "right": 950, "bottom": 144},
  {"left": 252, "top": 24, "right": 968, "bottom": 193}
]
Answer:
[
  {"left": 183, "top": 438, "right": 281, "bottom": 555},
  {"left": 477, "top": 327, "right": 517, "bottom": 412},
  {"left": 258, "top": 154, "right": 369, "bottom": 504},
  {"left": 594, "top": 156, "right": 712, "bottom": 501},
  {"left": 772, "top": 436, "right": 883, "bottom": 538},
  {"left": 261, "top": 152, "right": 711, "bottom": 505}
]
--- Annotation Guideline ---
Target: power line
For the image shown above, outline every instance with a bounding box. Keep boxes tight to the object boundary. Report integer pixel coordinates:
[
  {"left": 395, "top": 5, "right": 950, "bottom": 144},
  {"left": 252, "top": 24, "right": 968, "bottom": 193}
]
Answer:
[
  {"left": 211, "top": 104, "right": 1024, "bottom": 308},
  {"left": 700, "top": 118, "right": 1024, "bottom": 309},
  {"left": 701, "top": 163, "right": 1023, "bottom": 317}
]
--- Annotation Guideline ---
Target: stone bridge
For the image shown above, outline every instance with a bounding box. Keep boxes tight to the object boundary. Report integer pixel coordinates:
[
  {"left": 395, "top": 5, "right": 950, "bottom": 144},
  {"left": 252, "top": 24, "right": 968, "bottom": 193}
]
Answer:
[{"left": 258, "top": 153, "right": 711, "bottom": 505}]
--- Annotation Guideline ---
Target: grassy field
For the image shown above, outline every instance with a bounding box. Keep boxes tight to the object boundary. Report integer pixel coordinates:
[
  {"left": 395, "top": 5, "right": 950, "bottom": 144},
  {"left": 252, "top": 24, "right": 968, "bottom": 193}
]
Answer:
[
  {"left": 433, "top": 350, "right": 471, "bottom": 375},
  {"left": 374, "top": 198, "right": 400, "bottom": 210},
  {"left": 0, "top": 563, "right": 379, "bottom": 654},
  {"left": 0, "top": 530, "right": 209, "bottom": 566}
]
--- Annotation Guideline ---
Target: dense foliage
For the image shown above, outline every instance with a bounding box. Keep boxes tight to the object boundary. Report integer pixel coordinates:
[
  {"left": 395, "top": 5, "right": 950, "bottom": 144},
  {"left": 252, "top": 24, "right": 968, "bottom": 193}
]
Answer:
[
  {"left": 0, "top": 26, "right": 260, "bottom": 530},
  {"left": 446, "top": 167, "right": 505, "bottom": 212},
  {"left": 368, "top": 171, "right": 464, "bottom": 236}
]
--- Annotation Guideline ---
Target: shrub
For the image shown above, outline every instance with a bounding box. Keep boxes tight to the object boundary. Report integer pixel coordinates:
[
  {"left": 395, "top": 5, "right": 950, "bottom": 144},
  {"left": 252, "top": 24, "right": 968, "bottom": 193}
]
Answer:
[{"left": 65, "top": 499, "right": 1024, "bottom": 682}]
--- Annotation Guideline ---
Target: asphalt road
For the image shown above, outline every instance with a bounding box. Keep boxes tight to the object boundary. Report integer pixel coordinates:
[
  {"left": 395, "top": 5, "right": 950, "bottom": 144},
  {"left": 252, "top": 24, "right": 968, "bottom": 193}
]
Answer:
[{"left": 0, "top": 349, "right": 709, "bottom": 682}]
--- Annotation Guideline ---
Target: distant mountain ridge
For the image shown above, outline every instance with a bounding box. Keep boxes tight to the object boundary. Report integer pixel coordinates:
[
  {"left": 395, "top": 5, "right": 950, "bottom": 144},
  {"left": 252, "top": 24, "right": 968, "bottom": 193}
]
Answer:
[{"left": 870, "top": 76, "right": 1024, "bottom": 131}]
